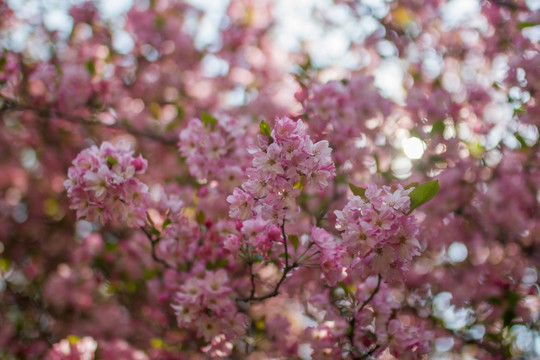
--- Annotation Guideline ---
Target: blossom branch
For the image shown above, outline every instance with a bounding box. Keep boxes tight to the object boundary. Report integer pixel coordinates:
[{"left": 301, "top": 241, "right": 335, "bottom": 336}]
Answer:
[
  {"left": 356, "top": 344, "right": 380, "bottom": 360},
  {"left": 281, "top": 220, "right": 289, "bottom": 268},
  {"left": 237, "top": 257, "right": 298, "bottom": 302},
  {"left": 0, "top": 96, "right": 178, "bottom": 146},
  {"left": 140, "top": 226, "right": 176, "bottom": 270},
  {"left": 490, "top": 0, "right": 529, "bottom": 11},
  {"left": 348, "top": 275, "right": 382, "bottom": 356},
  {"left": 237, "top": 260, "right": 298, "bottom": 302},
  {"left": 237, "top": 220, "right": 299, "bottom": 302},
  {"left": 315, "top": 185, "right": 342, "bottom": 227},
  {"left": 248, "top": 261, "right": 256, "bottom": 299},
  {"left": 358, "top": 274, "right": 382, "bottom": 312}
]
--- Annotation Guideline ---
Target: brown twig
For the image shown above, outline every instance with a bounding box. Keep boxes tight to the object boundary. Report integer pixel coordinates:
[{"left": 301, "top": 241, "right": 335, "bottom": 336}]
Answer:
[
  {"left": 359, "top": 274, "right": 382, "bottom": 312},
  {"left": 281, "top": 220, "right": 289, "bottom": 268},
  {"left": 349, "top": 275, "right": 382, "bottom": 357},
  {"left": 237, "top": 220, "right": 298, "bottom": 302},
  {"left": 0, "top": 96, "right": 178, "bottom": 146},
  {"left": 140, "top": 226, "right": 176, "bottom": 270},
  {"left": 355, "top": 344, "right": 380, "bottom": 360},
  {"left": 489, "top": 0, "right": 529, "bottom": 11},
  {"left": 237, "top": 262, "right": 297, "bottom": 302}
]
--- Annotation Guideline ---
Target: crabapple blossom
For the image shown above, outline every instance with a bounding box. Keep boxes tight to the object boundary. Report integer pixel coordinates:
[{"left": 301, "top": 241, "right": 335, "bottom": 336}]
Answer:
[
  {"left": 1, "top": 0, "right": 539, "bottom": 359},
  {"left": 332, "top": 183, "right": 421, "bottom": 282},
  {"left": 45, "top": 337, "right": 97, "bottom": 360},
  {"left": 228, "top": 116, "right": 335, "bottom": 224},
  {"left": 64, "top": 141, "right": 149, "bottom": 227},
  {"left": 226, "top": 116, "right": 336, "bottom": 262},
  {"left": 171, "top": 269, "right": 247, "bottom": 356}
]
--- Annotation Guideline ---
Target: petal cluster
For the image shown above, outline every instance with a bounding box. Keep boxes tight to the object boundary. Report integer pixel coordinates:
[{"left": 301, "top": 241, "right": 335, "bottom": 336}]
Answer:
[
  {"left": 64, "top": 141, "right": 149, "bottom": 227},
  {"left": 171, "top": 269, "right": 247, "bottom": 357},
  {"left": 178, "top": 115, "right": 251, "bottom": 186},
  {"left": 227, "top": 116, "right": 336, "bottom": 224},
  {"left": 316, "top": 183, "right": 421, "bottom": 282}
]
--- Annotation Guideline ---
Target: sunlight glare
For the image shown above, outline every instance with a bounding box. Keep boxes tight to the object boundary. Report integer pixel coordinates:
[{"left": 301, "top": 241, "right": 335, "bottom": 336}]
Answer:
[{"left": 402, "top": 137, "right": 426, "bottom": 159}]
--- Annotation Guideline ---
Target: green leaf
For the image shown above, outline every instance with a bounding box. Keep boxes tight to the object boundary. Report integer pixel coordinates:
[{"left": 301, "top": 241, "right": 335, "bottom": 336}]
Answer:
[
  {"left": 334, "top": 174, "right": 347, "bottom": 184},
  {"left": 502, "top": 309, "right": 516, "bottom": 328},
  {"left": 0, "top": 258, "right": 11, "bottom": 272},
  {"left": 288, "top": 234, "right": 299, "bottom": 251},
  {"left": 407, "top": 180, "right": 439, "bottom": 214},
  {"left": 0, "top": 57, "right": 6, "bottom": 72},
  {"left": 514, "top": 132, "right": 528, "bottom": 149},
  {"left": 201, "top": 111, "right": 217, "bottom": 130},
  {"left": 255, "top": 316, "right": 266, "bottom": 331},
  {"left": 505, "top": 291, "right": 520, "bottom": 307},
  {"left": 206, "top": 259, "right": 229, "bottom": 270},
  {"left": 259, "top": 120, "right": 274, "bottom": 143},
  {"left": 338, "top": 281, "right": 356, "bottom": 296},
  {"left": 349, "top": 183, "right": 366, "bottom": 198},
  {"left": 431, "top": 119, "right": 445, "bottom": 135},
  {"left": 144, "top": 268, "right": 160, "bottom": 280},
  {"left": 405, "top": 182, "right": 418, "bottom": 190},
  {"left": 106, "top": 155, "right": 118, "bottom": 167},
  {"left": 162, "top": 219, "right": 172, "bottom": 230},
  {"left": 125, "top": 281, "right": 138, "bottom": 293},
  {"left": 196, "top": 210, "right": 206, "bottom": 225},
  {"left": 293, "top": 175, "right": 305, "bottom": 190},
  {"left": 150, "top": 338, "right": 164, "bottom": 349},
  {"left": 85, "top": 60, "right": 96, "bottom": 75},
  {"left": 67, "top": 335, "right": 81, "bottom": 345},
  {"left": 104, "top": 241, "right": 118, "bottom": 252},
  {"left": 215, "top": 258, "right": 229, "bottom": 269},
  {"left": 517, "top": 21, "right": 537, "bottom": 30},
  {"left": 155, "top": 15, "right": 165, "bottom": 29},
  {"left": 468, "top": 142, "right": 484, "bottom": 158},
  {"left": 487, "top": 296, "right": 503, "bottom": 306}
]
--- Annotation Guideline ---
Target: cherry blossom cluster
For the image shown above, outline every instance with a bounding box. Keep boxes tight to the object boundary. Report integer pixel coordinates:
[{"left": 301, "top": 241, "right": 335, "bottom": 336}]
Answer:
[
  {"left": 352, "top": 277, "right": 431, "bottom": 359},
  {"left": 178, "top": 115, "right": 252, "bottom": 186},
  {"left": 2, "top": 0, "right": 540, "bottom": 358},
  {"left": 64, "top": 141, "right": 149, "bottom": 227},
  {"left": 45, "top": 336, "right": 97, "bottom": 360},
  {"left": 305, "top": 313, "right": 349, "bottom": 359},
  {"left": 297, "top": 76, "right": 394, "bottom": 168},
  {"left": 306, "top": 276, "right": 431, "bottom": 359},
  {"left": 322, "top": 183, "right": 421, "bottom": 283},
  {"left": 171, "top": 269, "right": 247, "bottom": 357},
  {"left": 227, "top": 116, "right": 336, "bottom": 225},
  {"left": 46, "top": 337, "right": 150, "bottom": 360},
  {"left": 299, "top": 76, "right": 392, "bottom": 137},
  {"left": 151, "top": 192, "right": 202, "bottom": 267},
  {"left": 224, "top": 217, "right": 283, "bottom": 256}
]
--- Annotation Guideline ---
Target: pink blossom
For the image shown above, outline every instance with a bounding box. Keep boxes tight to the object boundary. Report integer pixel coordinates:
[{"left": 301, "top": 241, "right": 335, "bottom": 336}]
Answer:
[
  {"left": 45, "top": 337, "right": 97, "bottom": 360},
  {"left": 226, "top": 187, "right": 254, "bottom": 220}
]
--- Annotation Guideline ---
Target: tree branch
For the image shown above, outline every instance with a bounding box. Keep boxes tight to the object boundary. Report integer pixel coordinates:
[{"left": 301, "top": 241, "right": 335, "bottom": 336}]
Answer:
[
  {"left": 248, "top": 261, "right": 256, "bottom": 299},
  {"left": 0, "top": 96, "right": 178, "bottom": 146},
  {"left": 281, "top": 220, "right": 289, "bottom": 268},
  {"left": 359, "top": 274, "right": 382, "bottom": 312},
  {"left": 140, "top": 226, "right": 176, "bottom": 270},
  {"left": 348, "top": 275, "right": 382, "bottom": 357},
  {"left": 489, "top": 0, "right": 529, "bottom": 11},
  {"left": 237, "top": 261, "right": 297, "bottom": 302},
  {"left": 237, "top": 221, "right": 298, "bottom": 302},
  {"left": 355, "top": 344, "right": 380, "bottom": 360}
]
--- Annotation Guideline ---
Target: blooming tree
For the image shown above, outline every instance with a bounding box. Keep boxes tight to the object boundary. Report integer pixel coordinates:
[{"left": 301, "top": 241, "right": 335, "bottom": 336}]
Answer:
[{"left": 0, "top": 0, "right": 539, "bottom": 359}]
